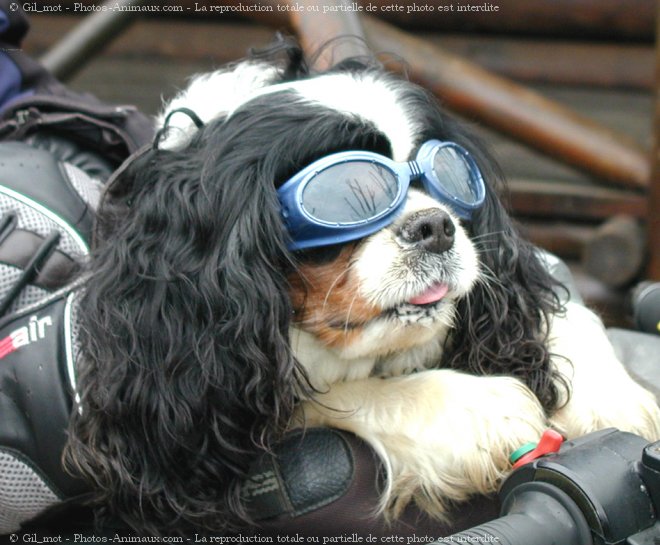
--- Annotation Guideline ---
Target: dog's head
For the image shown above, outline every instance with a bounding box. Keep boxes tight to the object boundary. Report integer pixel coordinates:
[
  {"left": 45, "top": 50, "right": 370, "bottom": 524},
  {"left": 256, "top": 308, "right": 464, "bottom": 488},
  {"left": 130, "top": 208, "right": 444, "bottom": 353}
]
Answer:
[
  {"left": 153, "top": 54, "right": 490, "bottom": 385},
  {"left": 68, "top": 43, "right": 564, "bottom": 535}
]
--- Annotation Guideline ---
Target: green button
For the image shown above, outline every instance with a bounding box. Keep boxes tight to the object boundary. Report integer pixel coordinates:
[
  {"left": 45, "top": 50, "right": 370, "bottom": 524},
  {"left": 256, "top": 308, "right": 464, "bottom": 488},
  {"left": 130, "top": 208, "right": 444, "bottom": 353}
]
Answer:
[{"left": 510, "top": 442, "right": 536, "bottom": 464}]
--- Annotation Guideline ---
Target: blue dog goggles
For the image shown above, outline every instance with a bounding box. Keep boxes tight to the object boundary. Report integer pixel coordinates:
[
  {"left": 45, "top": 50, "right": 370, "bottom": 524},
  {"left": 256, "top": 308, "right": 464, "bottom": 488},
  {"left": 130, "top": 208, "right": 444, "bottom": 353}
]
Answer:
[{"left": 277, "top": 139, "right": 486, "bottom": 251}]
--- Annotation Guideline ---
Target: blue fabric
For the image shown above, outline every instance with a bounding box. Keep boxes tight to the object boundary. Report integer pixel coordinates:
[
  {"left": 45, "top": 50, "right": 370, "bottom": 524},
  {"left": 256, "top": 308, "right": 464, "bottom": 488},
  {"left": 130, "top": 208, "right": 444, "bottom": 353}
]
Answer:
[
  {"left": 0, "top": 53, "right": 23, "bottom": 110},
  {"left": 0, "top": 9, "right": 9, "bottom": 34}
]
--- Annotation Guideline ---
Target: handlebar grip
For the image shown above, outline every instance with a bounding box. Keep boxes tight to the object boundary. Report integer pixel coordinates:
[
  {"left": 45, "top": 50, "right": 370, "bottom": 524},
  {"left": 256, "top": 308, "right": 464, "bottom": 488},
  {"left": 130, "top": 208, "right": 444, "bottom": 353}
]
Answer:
[
  {"left": 440, "top": 483, "right": 592, "bottom": 545},
  {"left": 633, "top": 282, "right": 660, "bottom": 335}
]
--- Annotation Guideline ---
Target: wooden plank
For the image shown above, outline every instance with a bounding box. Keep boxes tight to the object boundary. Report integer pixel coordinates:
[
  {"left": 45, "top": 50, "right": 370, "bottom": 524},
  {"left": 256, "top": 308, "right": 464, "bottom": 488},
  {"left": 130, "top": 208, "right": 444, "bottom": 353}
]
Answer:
[
  {"left": 30, "top": 0, "right": 655, "bottom": 41},
  {"left": 648, "top": 0, "right": 660, "bottom": 281},
  {"left": 429, "top": 36, "right": 654, "bottom": 91},
  {"left": 508, "top": 179, "right": 648, "bottom": 220},
  {"left": 26, "top": 15, "right": 654, "bottom": 91},
  {"left": 361, "top": 16, "right": 651, "bottom": 190},
  {"left": 365, "top": 0, "right": 655, "bottom": 41},
  {"left": 25, "top": 16, "right": 275, "bottom": 63},
  {"left": 288, "top": 0, "right": 370, "bottom": 70},
  {"left": 520, "top": 222, "right": 593, "bottom": 259}
]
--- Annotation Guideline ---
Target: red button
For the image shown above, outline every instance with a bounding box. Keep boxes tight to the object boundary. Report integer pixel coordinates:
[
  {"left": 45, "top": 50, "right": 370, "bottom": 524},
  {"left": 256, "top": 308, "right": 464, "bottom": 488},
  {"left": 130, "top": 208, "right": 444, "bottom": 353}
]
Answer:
[{"left": 512, "top": 429, "right": 564, "bottom": 469}]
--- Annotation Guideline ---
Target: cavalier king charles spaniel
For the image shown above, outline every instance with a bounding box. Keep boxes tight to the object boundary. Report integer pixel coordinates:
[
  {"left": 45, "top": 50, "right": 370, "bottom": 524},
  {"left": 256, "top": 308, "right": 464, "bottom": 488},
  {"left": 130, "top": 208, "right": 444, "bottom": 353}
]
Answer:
[{"left": 65, "top": 43, "right": 660, "bottom": 535}]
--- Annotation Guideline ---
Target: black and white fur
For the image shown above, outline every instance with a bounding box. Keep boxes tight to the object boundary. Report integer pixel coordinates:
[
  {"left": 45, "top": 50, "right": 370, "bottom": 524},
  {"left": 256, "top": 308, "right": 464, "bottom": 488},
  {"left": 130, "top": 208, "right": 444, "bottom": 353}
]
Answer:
[{"left": 65, "top": 44, "right": 660, "bottom": 535}]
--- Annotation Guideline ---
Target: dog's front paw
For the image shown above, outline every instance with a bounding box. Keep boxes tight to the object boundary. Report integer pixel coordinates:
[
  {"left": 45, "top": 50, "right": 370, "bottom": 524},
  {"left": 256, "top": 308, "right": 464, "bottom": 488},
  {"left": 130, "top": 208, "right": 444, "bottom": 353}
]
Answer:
[
  {"left": 400, "top": 372, "right": 547, "bottom": 504},
  {"left": 551, "top": 382, "right": 660, "bottom": 442},
  {"left": 297, "top": 370, "right": 548, "bottom": 520},
  {"left": 549, "top": 302, "right": 660, "bottom": 442}
]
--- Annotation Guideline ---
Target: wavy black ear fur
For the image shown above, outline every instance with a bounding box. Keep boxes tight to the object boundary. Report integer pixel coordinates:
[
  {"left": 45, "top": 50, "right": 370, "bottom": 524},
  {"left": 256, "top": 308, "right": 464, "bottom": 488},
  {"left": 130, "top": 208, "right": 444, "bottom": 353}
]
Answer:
[
  {"left": 65, "top": 44, "right": 396, "bottom": 535},
  {"left": 396, "top": 86, "right": 569, "bottom": 415},
  {"left": 412, "top": 104, "right": 569, "bottom": 414},
  {"left": 66, "top": 111, "right": 306, "bottom": 535},
  {"left": 448, "top": 179, "right": 570, "bottom": 414}
]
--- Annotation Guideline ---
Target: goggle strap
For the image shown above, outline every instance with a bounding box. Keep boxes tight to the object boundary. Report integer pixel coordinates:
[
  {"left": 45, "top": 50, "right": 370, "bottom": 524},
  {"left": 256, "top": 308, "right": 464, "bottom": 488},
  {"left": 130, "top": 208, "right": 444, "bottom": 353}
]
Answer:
[{"left": 407, "top": 161, "right": 423, "bottom": 179}]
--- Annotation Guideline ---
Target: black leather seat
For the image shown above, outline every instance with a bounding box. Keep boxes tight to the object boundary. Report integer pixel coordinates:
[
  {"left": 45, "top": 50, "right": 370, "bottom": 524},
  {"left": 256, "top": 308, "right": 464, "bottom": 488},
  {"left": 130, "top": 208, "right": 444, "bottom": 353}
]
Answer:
[{"left": 245, "top": 428, "right": 498, "bottom": 537}]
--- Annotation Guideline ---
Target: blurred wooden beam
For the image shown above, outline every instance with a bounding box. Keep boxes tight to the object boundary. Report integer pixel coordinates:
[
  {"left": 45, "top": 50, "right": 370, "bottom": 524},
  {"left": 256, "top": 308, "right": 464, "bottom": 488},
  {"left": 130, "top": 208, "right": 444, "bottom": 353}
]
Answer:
[
  {"left": 361, "top": 16, "right": 650, "bottom": 190},
  {"left": 582, "top": 215, "right": 646, "bottom": 287},
  {"left": 510, "top": 216, "right": 646, "bottom": 289},
  {"left": 39, "top": 0, "right": 145, "bottom": 80},
  {"left": 520, "top": 222, "right": 593, "bottom": 260},
  {"left": 649, "top": 0, "right": 660, "bottom": 281},
  {"left": 26, "top": 16, "right": 654, "bottom": 91},
  {"left": 287, "top": 0, "right": 369, "bottom": 69},
  {"left": 522, "top": 216, "right": 647, "bottom": 289},
  {"left": 33, "top": 0, "right": 655, "bottom": 41},
  {"left": 366, "top": 0, "right": 655, "bottom": 42},
  {"left": 508, "top": 180, "right": 648, "bottom": 220},
  {"left": 429, "top": 36, "right": 654, "bottom": 91}
]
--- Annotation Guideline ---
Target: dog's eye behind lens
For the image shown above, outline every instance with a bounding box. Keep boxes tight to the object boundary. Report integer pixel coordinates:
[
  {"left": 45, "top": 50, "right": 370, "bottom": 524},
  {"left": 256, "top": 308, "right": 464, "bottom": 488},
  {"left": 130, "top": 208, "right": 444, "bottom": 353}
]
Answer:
[
  {"left": 433, "top": 147, "right": 473, "bottom": 201},
  {"left": 296, "top": 244, "right": 344, "bottom": 264},
  {"left": 302, "top": 162, "right": 398, "bottom": 223}
]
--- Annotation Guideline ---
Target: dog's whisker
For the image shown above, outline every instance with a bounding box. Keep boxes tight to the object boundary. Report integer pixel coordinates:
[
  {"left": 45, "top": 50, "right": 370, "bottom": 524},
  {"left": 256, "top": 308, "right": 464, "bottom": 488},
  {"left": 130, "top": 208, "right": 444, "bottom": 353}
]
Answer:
[
  {"left": 322, "top": 268, "right": 351, "bottom": 311},
  {"left": 476, "top": 261, "right": 504, "bottom": 286},
  {"left": 344, "top": 291, "right": 362, "bottom": 337},
  {"left": 470, "top": 230, "right": 506, "bottom": 241},
  {"left": 294, "top": 267, "right": 316, "bottom": 290},
  {"left": 474, "top": 243, "right": 502, "bottom": 252},
  {"left": 476, "top": 268, "right": 500, "bottom": 289}
]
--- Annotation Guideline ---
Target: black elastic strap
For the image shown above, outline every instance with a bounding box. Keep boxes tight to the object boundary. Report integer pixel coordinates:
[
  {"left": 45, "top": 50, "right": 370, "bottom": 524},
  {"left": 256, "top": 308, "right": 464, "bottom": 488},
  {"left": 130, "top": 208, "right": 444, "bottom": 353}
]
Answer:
[
  {"left": 153, "top": 107, "right": 205, "bottom": 150},
  {"left": 0, "top": 230, "right": 61, "bottom": 316},
  {"left": 0, "top": 212, "right": 18, "bottom": 246},
  {"left": 164, "top": 107, "right": 204, "bottom": 129}
]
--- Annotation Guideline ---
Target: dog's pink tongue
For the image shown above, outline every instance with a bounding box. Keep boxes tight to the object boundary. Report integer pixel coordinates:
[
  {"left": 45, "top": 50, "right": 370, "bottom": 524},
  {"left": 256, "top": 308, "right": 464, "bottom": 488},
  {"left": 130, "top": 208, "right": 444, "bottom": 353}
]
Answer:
[{"left": 409, "top": 283, "right": 449, "bottom": 305}]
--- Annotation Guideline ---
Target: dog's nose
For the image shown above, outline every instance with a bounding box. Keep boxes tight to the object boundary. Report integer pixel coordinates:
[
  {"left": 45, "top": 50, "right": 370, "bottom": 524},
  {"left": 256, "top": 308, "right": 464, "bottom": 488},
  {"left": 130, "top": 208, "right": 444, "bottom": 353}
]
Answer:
[{"left": 399, "top": 209, "right": 455, "bottom": 254}]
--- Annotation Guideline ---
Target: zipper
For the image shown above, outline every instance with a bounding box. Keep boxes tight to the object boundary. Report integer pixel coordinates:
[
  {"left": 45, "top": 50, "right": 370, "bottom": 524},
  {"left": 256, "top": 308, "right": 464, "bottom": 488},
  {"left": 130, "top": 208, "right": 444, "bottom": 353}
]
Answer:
[{"left": 16, "top": 109, "right": 31, "bottom": 126}]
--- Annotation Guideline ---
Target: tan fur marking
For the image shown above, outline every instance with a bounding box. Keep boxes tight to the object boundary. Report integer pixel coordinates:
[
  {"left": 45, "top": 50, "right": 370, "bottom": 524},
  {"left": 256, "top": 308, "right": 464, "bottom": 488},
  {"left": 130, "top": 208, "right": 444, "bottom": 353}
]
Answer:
[{"left": 288, "top": 245, "right": 382, "bottom": 350}]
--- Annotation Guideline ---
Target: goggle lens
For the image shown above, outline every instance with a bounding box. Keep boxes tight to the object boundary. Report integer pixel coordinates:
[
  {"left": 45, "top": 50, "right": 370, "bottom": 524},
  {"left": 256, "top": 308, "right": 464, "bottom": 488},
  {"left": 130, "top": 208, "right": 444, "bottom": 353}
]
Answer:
[
  {"left": 431, "top": 146, "right": 477, "bottom": 203},
  {"left": 301, "top": 161, "right": 399, "bottom": 224}
]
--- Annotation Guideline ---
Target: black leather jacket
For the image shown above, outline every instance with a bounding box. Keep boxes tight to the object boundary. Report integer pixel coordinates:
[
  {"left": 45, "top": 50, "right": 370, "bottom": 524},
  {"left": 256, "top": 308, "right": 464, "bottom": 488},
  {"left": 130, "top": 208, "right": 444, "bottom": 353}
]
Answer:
[{"left": 0, "top": 288, "right": 88, "bottom": 534}]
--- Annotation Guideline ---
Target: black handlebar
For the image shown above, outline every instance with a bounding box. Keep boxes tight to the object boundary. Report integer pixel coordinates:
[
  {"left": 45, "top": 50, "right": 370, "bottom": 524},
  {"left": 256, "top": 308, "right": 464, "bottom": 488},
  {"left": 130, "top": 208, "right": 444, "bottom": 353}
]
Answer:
[
  {"left": 633, "top": 282, "right": 660, "bottom": 336},
  {"left": 441, "top": 429, "right": 660, "bottom": 545}
]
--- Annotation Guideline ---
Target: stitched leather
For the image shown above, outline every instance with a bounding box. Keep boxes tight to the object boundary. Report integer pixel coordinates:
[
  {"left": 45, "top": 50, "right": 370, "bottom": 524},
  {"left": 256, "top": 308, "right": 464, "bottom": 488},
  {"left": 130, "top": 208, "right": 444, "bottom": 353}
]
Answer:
[
  {"left": 0, "top": 142, "right": 95, "bottom": 243},
  {"left": 24, "top": 132, "right": 115, "bottom": 182},
  {"left": 245, "top": 428, "right": 354, "bottom": 520}
]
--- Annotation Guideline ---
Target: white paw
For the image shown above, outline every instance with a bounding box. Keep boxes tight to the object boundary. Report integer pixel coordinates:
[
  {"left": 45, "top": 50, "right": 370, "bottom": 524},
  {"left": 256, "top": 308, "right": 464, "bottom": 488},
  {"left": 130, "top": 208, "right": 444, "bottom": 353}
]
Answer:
[
  {"left": 551, "top": 384, "right": 660, "bottom": 442},
  {"left": 391, "top": 372, "right": 547, "bottom": 504},
  {"left": 549, "top": 301, "right": 660, "bottom": 442},
  {"left": 297, "top": 370, "right": 548, "bottom": 519}
]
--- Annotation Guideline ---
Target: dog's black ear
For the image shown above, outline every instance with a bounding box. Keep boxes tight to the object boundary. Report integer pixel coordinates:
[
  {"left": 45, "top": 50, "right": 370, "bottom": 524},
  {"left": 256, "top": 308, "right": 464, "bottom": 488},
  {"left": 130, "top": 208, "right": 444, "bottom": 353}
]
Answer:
[
  {"left": 444, "top": 164, "right": 568, "bottom": 415},
  {"left": 92, "top": 145, "right": 151, "bottom": 245},
  {"left": 66, "top": 123, "right": 303, "bottom": 535}
]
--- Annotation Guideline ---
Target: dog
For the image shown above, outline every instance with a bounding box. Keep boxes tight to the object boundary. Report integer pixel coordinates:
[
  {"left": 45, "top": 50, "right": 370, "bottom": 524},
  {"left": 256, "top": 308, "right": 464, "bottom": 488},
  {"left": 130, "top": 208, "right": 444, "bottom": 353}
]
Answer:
[{"left": 64, "top": 42, "right": 660, "bottom": 536}]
